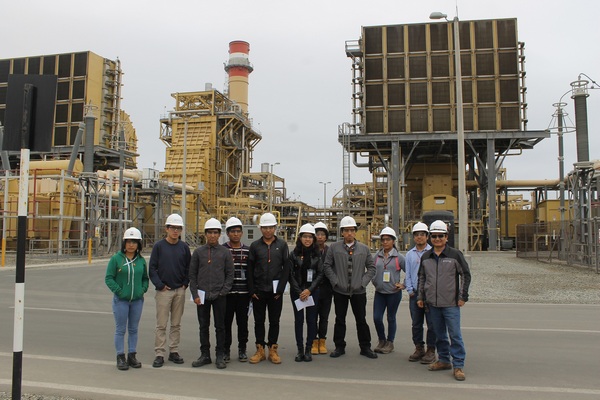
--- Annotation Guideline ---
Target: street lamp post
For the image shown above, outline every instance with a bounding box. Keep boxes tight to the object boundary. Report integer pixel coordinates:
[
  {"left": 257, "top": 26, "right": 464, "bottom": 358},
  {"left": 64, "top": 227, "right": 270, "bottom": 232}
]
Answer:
[
  {"left": 430, "top": 10, "right": 468, "bottom": 254},
  {"left": 319, "top": 181, "right": 331, "bottom": 221},
  {"left": 269, "top": 162, "right": 280, "bottom": 212}
]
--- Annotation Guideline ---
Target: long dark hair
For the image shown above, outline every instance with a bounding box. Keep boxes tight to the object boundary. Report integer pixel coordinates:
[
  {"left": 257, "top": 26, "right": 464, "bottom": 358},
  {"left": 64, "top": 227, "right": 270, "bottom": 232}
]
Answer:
[
  {"left": 121, "top": 239, "right": 142, "bottom": 255},
  {"left": 293, "top": 234, "right": 319, "bottom": 258}
]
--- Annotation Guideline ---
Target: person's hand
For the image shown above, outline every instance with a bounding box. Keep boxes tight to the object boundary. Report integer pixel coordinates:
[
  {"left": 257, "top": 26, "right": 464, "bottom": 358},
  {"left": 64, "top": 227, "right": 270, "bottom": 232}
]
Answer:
[
  {"left": 417, "top": 300, "right": 424, "bottom": 308},
  {"left": 458, "top": 299, "right": 465, "bottom": 307},
  {"left": 395, "top": 282, "right": 405, "bottom": 290},
  {"left": 300, "top": 289, "right": 310, "bottom": 301},
  {"left": 194, "top": 297, "right": 202, "bottom": 305},
  {"left": 162, "top": 285, "right": 171, "bottom": 292},
  {"left": 252, "top": 294, "right": 259, "bottom": 300}
]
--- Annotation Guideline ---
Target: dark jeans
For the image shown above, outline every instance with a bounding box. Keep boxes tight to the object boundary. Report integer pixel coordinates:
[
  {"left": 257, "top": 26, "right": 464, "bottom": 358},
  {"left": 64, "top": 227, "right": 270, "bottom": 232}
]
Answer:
[
  {"left": 291, "top": 289, "right": 320, "bottom": 348},
  {"left": 225, "top": 293, "right": 250, "bottom": 352},
  {"left": 317, "top": 289, "right": 333, "bottom": 339},
  {"left": 332, "top": 291, "right": 371, "bottom": 350},
  {"left": 372, "top": 291, "right": 402, "bottom": 342},
  {"left": 196, "top": 296, "right": 226, "bottom": 356},
  {"left": 252, "top": 291, "right": 283, "bottom": 346},
  {"left": 409, "top": 295, "right": 436, "bottom": 348}
]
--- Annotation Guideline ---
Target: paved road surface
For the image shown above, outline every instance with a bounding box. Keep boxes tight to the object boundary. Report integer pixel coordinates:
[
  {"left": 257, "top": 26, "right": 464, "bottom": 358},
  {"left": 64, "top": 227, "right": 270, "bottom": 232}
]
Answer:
[{"left": 0, "top": 258, "right": 599, "bottom": 399}]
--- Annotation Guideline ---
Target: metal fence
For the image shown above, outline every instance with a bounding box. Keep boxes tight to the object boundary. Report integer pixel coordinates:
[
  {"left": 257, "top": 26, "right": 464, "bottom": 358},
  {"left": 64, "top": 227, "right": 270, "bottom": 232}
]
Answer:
[{"left": 516, "top": 219, "right": 600, "bottom": 273}]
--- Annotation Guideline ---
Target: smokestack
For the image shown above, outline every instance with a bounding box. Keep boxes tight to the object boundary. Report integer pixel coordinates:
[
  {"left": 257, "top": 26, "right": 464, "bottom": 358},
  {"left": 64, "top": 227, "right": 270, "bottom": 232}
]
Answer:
[
  {"left": 225, "top": 40, "right": 253, "bottom": 114},
  {"left": 571, "top": 78, "right": 590, "bottom": 162}
]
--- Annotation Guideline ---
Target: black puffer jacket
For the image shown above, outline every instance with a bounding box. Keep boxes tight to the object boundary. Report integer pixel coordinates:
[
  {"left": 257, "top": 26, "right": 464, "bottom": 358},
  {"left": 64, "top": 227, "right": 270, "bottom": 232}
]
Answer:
[{"left": 289, "top": 251, "right": 323, "bottom": 296}]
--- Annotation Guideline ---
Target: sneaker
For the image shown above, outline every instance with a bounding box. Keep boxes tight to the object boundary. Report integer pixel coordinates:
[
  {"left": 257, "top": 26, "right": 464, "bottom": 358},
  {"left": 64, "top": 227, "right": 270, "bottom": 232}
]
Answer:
[
  {"left": 428, "top": 361, "right": 452, "bottom": 371},
  {"left": 223, "top": 352, "right": 231, "bottom": 363},
  {"left": 238, "top": 349, "right": 248, "bottom": 362},
  {"left": 152, "top": 356, "right": 164, "bottom": 368},
  {"left": 420, "top": 347, "right": 436, "bottom": 364},
  {"left": 380, "top": 341, "right": 394, "bottom": 354},
  {"left": 191, "top": 354, "right": 212, "bottom": 368},
  {"left": 408, "top": 345, "right": 425, "bottom": 362},
  {"left": 454, "top": 368, "right": 466, "bottom": 381},
  {"left": 373, "top": 339, "right": 386, "bottom": 353},
  {"left": 168, "top": 352, "right": 184, "bottom": 364}
]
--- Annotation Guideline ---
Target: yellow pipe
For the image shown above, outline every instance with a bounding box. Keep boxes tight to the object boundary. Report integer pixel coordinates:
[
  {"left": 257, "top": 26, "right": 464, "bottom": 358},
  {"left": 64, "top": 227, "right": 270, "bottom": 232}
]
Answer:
[{"left": 1, "top": 238, "right": 5, "bottom": 267}]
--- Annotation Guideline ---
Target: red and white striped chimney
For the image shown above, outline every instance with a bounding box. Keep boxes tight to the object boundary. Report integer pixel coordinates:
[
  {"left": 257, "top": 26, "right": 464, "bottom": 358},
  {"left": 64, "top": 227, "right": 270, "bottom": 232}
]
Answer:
[{"left": 224, "top": 40, "right": 253, "bottom": 114}]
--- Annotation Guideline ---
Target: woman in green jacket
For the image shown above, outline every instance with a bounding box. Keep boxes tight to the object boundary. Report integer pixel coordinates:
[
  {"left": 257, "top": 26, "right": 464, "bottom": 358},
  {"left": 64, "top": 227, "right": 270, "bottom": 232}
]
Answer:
[{"left": 105, "top": 227, "right": 149, "bottom": 370}]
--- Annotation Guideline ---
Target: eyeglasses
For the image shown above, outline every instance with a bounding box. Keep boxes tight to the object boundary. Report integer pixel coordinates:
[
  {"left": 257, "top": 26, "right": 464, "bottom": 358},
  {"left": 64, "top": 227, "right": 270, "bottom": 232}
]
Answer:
[
  {"left": 167, "top": 226, "right": 182, "bottom": 231},
  {"left": 430, "top": 234, "right": 446, "bottom": 239}
]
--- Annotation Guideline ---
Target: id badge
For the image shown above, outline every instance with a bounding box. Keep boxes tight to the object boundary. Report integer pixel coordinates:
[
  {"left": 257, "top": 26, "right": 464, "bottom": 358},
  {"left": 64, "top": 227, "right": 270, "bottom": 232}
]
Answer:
[
  {"left": 383, "top": 271, "right": 391, "bottom": 282},
  {"left": 240, "top": 269, "right": 246, "bottom": 279},
  {"left": 307, "top": 269, "right": 313, "bottom": 282}
]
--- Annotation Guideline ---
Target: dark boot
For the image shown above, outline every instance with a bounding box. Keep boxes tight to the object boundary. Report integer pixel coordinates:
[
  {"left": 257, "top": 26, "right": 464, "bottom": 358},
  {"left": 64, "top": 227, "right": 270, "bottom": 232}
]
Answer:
[
  {"left": 192, "top": 353, "right": 212, "bottom": 367},
  {"left": 127, "top": 352, "right": 141, "bottom": 368},
  {"left": 117, "top": 354, "right": 129, "bottom": 371},
  {"left": 408, "top": 344, "right": 425, "bottom": 362},
  {"left": 304, "top": 345, "right": 312, "bottom": 362},
  {"left": 223, "top": 350, "right": 231, "bottom": 363},
  {"left": 215, "top": 354, "right": 227, "bottom": 369},
  {"left": 238, "top": 347, "right": 248, "bottom": 362},
  {"left": 295, "top": 346, "right": 305, "bottom": 362}
]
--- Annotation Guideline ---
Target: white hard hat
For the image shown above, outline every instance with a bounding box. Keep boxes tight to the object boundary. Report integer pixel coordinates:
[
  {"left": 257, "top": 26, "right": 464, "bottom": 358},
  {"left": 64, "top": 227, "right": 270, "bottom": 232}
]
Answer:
[
  {"left": 259, "top": 212, "right": 277, "bottom": 227},
  {"left": 225, "top": 217, "right": 243, "bottom": 230},
  {"left": 165, "top": 213, "right": 184, "bottom": 227},
  {"left": 412, "top": 222, "right": 429, "bottom": 233},
  {"left": 379, "top": 227, "right": 397, "bottom": 240},
  {"left": 123, "top": 227, "right": 142, "bottom": 240},
  {"left": 204, "top": 218, "right": 222, "bottom": 231},
  {"left": 299, "top": 223, "right": 316, "bottom": 235},
  {"left": 339, "top": 216, "right": 357, "bottom": 229},
  {"left": 429, "top": 220, "right": 448, "bottom": 233},
  {"left": 314, "top": 221, "right": 329, "bottom": 234}
]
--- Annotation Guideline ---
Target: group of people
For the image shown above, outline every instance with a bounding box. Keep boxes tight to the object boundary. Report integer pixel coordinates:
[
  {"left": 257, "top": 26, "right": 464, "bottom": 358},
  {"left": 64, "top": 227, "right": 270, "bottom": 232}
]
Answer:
[{"left": 104, "top": 212, "right": 471, "bottom": 381}]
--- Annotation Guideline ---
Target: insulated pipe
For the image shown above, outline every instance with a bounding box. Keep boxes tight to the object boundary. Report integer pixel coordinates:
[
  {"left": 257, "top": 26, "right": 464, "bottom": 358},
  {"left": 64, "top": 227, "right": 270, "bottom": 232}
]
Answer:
[
  {"left": 571, "top": 79, "right": 590, "bottom": 162},
  {"left": 225, "top": 41, "right": 253, "bottom": 114}
]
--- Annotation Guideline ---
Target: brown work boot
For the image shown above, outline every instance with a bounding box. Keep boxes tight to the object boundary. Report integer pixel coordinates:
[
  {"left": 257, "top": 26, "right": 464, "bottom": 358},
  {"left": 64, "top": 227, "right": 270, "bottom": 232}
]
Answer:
[
  {"left": 268, "top": 344, "right": 281, "bottom": 364},
  {"left": 420, "top": 347, "right": 436, "bottom": 364},
  {"left": 454, "top": 368, "right": 466, "bottom": 381},
  {"left": 373, "top": 339, "right": 386, "bottom": 353},
  {"left": 318, "top": 338, "right": 328, "bottom": 354},
  {"left": 311, "top": 339, "right": 319, "bottom": 355},
  {"left": 248, "top": 344, "right": 266, "bottom": 364},
  {"left": 428, "top": 361, "right": 452, "bottom": 371},
  {"left": 380, "top": 340, "right": 394, "bottom": 354},
  {"left": 408, "top": 345, "right": 425, "bottom": 362}
]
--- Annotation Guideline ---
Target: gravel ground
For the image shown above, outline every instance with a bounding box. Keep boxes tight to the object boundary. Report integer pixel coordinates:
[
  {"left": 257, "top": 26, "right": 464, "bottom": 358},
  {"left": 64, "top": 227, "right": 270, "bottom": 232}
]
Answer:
[{"left": 1, "top": 250, "right": 599, "bottom": 399}]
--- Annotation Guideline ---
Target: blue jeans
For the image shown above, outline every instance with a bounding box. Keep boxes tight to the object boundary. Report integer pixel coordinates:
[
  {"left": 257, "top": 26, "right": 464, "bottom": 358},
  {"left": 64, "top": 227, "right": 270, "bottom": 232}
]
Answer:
[
  {"left": 372, "top": 291, "right": 402, "bottom": 342},
  {"left": 409, "top": 295, "right": 436, "bottom": 348},
  {"left": 428, "top": 305, "right": 466, "bottom": 368},
  {"left": 112, "top": 295, "right": 144, "bottom": 355}
]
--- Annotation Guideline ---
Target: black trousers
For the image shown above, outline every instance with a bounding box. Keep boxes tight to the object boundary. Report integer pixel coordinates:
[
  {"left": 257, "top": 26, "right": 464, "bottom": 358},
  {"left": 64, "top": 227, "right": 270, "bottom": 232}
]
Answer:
[
  {"left": 332, "top": 291, "right": 371, "bottom": 350},
  {"left": 196, "top": 296, "right": 226, "bottom": 356},
  {"left": 225, "top": 293, "right": 250, "bottom": 352},
  {"left": 252, "top": 291, "right": 283, "bottom": 347},
  {"left": 317, "top": 290, "right": 333, "bottom": 339}
]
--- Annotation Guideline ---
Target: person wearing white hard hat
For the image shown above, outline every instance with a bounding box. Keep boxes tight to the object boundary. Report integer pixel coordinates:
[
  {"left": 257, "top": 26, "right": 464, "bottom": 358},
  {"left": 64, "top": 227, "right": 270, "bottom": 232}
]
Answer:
[
  {"left": 371, "top": 227, "right": 406, "bottom": 355},
  {"left": 149, "top": 213, "right": 191, "bottom": 368},
  {"left": 105, "top": 227, "right": 148, "bottom": 371},
  {"left": 417, "top": 220, "right": 471, "bottom": 382},
  {"left": 189, "top": 218, "right": 234, "bottom": 369},
  {"left": 312, "top": 221, "right": 332, "bottom": 355},
  {"left": 405, "top": 222, "right": 437, "bottom": 364},
  {"left": 323, "top": 215, "right": 378, "bottom": 359},
  {"left": 247, "top": 212, "right": 291, "bottom": 365},
  {"left": 289, "top": 223, "right": 324, "bottom": 362},
  {"left": 222, "top": 216, "right": 251, "bottom": 362}
]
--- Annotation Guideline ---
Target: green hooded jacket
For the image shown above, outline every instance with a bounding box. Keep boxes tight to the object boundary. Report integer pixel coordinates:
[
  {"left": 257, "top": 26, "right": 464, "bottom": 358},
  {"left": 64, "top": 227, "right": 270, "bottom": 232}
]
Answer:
[{"left": 105, "top": 251, "right": 149, "bottom": 301}]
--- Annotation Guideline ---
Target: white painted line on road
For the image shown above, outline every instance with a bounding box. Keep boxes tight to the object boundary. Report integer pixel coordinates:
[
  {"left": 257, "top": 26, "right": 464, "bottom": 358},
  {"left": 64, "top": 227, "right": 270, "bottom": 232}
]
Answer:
[
  {"left": 1, "top": 353, "right": 599, "bottom": 396},
  {"left": 18, "top": 306, "right": 111, "bottom": 315},
  {"left": 0, "top": 379, "right": 212, "bottom": 400},
  {"left": 463, "top": 326, "right": 600, "bottom": 334}
]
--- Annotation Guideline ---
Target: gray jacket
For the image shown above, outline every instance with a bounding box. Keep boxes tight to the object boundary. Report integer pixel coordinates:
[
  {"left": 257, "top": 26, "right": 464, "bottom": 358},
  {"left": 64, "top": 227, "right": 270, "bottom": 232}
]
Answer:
[
  {"left": 417, "top": 245, "right": 471, "bottom": 307},
  {"left": 323, "top": 240, "right": 375, "bottom": 296},
  {"left": 189, "top": 243, "right": 234, "bottom": 302}
]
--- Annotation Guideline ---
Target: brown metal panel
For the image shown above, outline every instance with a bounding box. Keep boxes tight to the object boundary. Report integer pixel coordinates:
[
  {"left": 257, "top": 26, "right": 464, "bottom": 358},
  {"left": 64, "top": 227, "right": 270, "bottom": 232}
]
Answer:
[
  {"left": 388, "top": 83, "right": 405, "bottom": 105},
  {"left": 475, "top": 52, "right": 495, "bottom": 76},
  {"left": 387, "top": 57, "right": 404, "bottom": 79},
  {"left": 366, "top": 110, "right": 384, "bottom": 132},
  {"left": 433, "top": 108, "right": 451, "bottom": 131},
  {"left": 410, "top": 82, "right": 428, "bottom": 105},
  {"left": 478, "top": 107, "right": 496, "bottom": 130},
  {"left": 410, "top": 108, "right": 428, "bottom": 132},
  {"left": 409, "top": 55, "right": 427, "bottom": 78},
  {"left": 408, "top": 24, "right": 426, "bottom": 52},
  {"left": 388, "top": 109, "right": 406, "bottom": 132},
  {"left": 386, "top": 25, "right": 404, "bottom": 53},
  {"left": 432, "top": 81, "right": 450, "bottom": 104},
  {"left": 477, "top": 80, "right": 496, "bottom": 103},
  {"left": 364, "top": 26, "right": 383, "bottom": 54},
  {"left": 365, "top": 58, "right": 383, "bottom": 80},
  {"left": 366, "top": 83, "right": 384, "bottom": 106},
  {"left": 474, "top": 20, "right": 494, "bottom": 49}
]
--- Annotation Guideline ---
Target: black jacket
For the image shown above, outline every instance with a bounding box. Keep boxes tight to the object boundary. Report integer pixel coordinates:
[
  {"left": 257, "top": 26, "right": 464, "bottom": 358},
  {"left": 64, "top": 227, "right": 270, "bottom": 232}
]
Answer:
[
  {"left": 247, "top": 236, "right": 291, "bottom": 295},
  {"left": 289, "top": 251, "right": 323, "bottom": 296}
]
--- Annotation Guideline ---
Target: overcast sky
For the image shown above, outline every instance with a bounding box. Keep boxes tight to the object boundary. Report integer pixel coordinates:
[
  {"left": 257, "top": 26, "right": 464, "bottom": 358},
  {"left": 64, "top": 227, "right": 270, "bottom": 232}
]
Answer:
[{"left": 3, "top": 0, "right": 598, "bottom": 207}]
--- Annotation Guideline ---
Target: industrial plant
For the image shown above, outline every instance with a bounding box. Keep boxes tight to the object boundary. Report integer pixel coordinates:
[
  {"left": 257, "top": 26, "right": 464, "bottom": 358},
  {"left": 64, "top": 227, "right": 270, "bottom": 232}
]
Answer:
[{"left": 0, "top": 18, "right": 597, "bottom": 271}]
